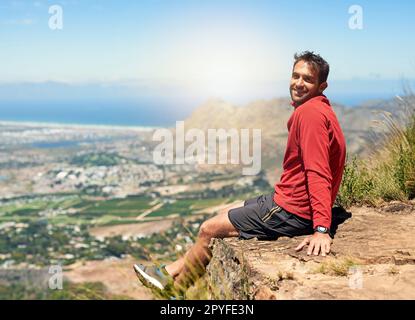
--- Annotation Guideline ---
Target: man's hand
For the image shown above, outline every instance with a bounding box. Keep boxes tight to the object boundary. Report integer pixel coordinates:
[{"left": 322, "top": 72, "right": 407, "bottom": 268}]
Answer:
[{"left": 295, "top": 232, "right": 332, "bottom": 257}]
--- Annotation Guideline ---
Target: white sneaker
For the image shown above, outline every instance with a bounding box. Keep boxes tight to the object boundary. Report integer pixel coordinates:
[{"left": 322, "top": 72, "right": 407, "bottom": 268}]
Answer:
[{"left": 133, "top": 264, "right": 171, "bottom": 291}]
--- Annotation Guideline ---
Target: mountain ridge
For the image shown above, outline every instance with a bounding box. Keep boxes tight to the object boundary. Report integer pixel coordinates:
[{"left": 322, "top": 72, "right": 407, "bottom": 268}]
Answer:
[{"left": 182, "top": 96, "right": 408, "bottom": 184}]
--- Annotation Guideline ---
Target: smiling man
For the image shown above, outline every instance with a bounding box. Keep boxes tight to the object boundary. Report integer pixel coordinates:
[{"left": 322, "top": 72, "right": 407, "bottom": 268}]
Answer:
[{"left": 134, "top": 51, "right": 347, "bottom": 295}]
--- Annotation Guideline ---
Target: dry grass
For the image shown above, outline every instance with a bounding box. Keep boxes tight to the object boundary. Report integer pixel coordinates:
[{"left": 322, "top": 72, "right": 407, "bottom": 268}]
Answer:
[
  {"left": 387, "top": 265, "right": 400, "bottom": 276},
  {"left": 314, "top": 256, "right": 362, "bottom": 277},
  {"left": 336, "top": 94, "right": 415, "bottom": 208}
]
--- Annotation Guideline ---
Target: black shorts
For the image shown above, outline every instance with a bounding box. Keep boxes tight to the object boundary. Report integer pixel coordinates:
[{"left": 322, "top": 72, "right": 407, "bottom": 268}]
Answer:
[{"left": 228, "top": 192, "right": 314, "bottom": 240}]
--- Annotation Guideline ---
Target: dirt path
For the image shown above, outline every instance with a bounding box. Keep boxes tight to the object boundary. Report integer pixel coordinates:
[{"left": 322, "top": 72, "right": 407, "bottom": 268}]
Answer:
[
  {"left": 64, "top": 256, "right": 154, "bottom": 299},
  {"left": 136, "top": 203, "right": 164, "bottom": 220},
  {"left": 89, "top": 219, "right": 174, "bottom": 239}
]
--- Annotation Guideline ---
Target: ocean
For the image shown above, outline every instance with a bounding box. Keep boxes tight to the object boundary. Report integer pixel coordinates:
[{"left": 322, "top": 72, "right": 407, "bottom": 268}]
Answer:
[
  {"left": 0, "top": 100, "right": 182, "bottom": 127},
  {"left": 0, "top": 93, "right": 396, "bottom": 128}
]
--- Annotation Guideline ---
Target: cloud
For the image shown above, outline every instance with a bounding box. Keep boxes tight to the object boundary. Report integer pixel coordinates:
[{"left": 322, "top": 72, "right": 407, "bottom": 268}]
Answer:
[{"left": 2, "top": 18, "right": 36, "bottom": 25}]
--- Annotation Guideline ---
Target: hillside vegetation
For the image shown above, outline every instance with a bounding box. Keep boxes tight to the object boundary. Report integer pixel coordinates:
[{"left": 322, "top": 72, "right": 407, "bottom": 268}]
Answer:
[{"left": 337, "top": 94, "right": 415, "bottom": 208}]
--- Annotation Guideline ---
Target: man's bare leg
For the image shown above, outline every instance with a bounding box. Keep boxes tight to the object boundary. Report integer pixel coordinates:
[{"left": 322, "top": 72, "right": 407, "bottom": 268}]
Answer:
[
  {"left": 164, "top": 201, "right": 243, "bottom": 281},
  {"left": 164, "top": 256, "right": 185, "bottom": 279},
  {"left": 173, "top": 213, "right": 239, "bottom": 286}
]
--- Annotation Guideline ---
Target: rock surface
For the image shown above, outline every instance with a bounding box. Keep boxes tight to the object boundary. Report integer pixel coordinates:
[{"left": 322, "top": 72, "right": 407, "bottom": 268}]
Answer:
[{"left": 206, "top": 204, "right": 415, "bottom": 299}]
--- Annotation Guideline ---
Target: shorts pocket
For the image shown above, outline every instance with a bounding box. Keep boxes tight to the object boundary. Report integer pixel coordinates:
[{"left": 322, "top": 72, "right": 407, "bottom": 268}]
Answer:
[{"left": 261, "top": 205, "right": 283, "bottom": 223}]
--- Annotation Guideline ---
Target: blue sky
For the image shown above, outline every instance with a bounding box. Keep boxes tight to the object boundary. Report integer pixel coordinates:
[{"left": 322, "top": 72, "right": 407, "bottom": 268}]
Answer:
[{"left": 1, "top": 0, "right": 415, "bottom": 124}]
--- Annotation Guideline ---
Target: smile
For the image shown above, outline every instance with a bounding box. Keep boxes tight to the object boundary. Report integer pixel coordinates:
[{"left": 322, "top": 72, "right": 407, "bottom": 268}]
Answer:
[{"left": 293, "top": 90, "right": 306, "bottom": 96}]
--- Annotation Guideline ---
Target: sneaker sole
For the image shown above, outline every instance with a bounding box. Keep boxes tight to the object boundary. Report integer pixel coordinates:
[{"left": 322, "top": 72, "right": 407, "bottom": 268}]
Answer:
[{"left": 133, "top": 264, "right": 164, "bottom": 291}]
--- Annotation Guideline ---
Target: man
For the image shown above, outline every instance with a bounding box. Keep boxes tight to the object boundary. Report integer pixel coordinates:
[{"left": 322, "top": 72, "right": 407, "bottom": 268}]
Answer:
[{"left": 134, "top": 51, "right": 347, "bottom": 295}]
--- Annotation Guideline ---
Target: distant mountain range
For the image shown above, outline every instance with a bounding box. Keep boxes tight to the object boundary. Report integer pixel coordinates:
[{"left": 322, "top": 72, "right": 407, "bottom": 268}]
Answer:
[
  {"left": 1, "top": 79, "right": 412, "bottom": 127},
  {"left": 183, "top": 95, "right": 413, "bottom": 183}
]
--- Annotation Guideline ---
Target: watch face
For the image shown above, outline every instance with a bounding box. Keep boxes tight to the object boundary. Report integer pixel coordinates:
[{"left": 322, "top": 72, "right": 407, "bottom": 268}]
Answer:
[{"left": 317, "top": 226, "right": 328, "bottom": 233}]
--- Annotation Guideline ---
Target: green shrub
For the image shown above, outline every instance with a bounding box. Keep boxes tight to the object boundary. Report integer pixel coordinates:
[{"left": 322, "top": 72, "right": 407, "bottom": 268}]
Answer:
[
  {"left": 337, "top": 95, "right": 415, "bottom": 207},
  {"left": 336, "top": 154, "right": 376, "bottom": 208}
]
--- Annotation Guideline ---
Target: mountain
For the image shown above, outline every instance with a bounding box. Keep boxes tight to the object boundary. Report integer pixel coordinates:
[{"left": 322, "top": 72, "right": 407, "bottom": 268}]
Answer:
[{"left": 183, "top": 96, "right": 409, "bottom": 183}]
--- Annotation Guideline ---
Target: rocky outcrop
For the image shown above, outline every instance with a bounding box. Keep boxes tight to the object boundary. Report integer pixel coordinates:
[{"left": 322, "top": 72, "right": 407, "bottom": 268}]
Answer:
[{"left": 206, "top": 203, "right": 415, "bottom": 299}]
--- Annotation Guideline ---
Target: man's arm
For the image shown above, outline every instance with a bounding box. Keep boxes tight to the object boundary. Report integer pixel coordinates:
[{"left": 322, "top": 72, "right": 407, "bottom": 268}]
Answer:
[{"left": 295, "top": 107, "right": 333, "bottom": 256}]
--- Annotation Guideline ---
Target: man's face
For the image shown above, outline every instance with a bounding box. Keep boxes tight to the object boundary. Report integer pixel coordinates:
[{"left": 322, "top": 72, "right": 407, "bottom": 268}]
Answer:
[{"left": 290, "top": 60, "right": 327, "bottom": 107}]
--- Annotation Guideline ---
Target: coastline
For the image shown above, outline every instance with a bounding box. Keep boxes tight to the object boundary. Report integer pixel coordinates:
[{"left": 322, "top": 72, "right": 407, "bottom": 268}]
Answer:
[{"left": 0, "top": 119, "right": 160, "bottom": 131}]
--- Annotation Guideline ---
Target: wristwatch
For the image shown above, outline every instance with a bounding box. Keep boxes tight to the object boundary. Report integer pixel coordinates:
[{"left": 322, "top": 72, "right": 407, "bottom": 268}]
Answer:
[{"left": 314, "top": 226, "right": 329, "bottom": 234}]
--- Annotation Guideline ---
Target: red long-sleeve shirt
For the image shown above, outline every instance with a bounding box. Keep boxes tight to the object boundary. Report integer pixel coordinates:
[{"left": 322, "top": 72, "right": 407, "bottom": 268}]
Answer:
[{"left": 273, "top": 95, "right": 346, "bottom": 229}]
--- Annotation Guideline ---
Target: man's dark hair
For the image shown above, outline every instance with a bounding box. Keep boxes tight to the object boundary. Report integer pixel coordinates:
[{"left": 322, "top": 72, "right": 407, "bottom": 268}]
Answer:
[{"left": 293, "top": 51, "right": 330, "bottom": 84}]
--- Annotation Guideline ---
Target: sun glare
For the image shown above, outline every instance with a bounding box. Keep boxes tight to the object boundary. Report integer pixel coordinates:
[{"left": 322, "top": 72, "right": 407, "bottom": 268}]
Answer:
[{"left": 157, "top": 24, "right": 282, "bottom": 100}]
